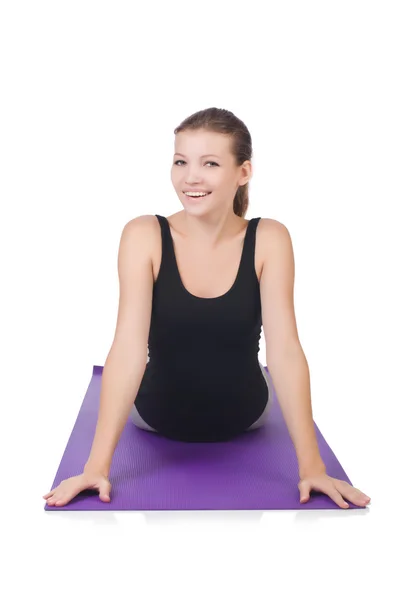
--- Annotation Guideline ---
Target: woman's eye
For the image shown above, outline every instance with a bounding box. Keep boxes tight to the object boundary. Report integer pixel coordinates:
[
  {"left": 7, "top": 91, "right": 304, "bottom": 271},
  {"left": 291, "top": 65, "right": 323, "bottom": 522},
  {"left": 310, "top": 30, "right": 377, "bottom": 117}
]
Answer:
[{"left": 174, "top": 160, "right": 219, "bottom": 167}]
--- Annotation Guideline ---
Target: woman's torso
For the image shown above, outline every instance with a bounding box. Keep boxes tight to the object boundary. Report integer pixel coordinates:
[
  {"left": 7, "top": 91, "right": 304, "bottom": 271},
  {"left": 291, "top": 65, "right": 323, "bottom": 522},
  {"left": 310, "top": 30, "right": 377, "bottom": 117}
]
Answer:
[{"left": 134, "top": 211, "right": 273, "bottom": 442}]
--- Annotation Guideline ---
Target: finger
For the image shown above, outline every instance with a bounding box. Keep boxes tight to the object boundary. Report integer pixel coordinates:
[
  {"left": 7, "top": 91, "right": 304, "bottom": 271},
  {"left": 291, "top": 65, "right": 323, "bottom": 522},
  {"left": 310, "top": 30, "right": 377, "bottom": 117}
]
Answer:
[
  {"left": 44, "top": 485, "right": 64, "bottom": 501},
  {"left": 44, "top": 493, "right": 57, "bottom": 502},
  {"left": 325, "top": 485, "right": 349, "bottom": 509},
  {"left": 334, "top": 480, "right": 371, "bottom": 505},
  {"left": 47, "top": 492, "right": 67, "bottom": 506},
  {"left": 44, "top": 481, "right": 68, "bottom": 498},
  {"left": 43, "top": 489, "right": 57, "bottom": 499},
  {"left": 299, "top": 480, "right": 311, "bottom": 503},
  {"left": 51, "top": 480, "right": 90, "bottom": 506},
  {"left": 54, "top": 490, "right": 82, "bottom": 506},
  {"left": 51, "top": 497, "right": 67, "bottom": 506},
  {"left": 50, "top": 492, "right": 71, "bottom": 506},
  {"left": 99, "top": 480, "right": 112, "bottom": 502}
]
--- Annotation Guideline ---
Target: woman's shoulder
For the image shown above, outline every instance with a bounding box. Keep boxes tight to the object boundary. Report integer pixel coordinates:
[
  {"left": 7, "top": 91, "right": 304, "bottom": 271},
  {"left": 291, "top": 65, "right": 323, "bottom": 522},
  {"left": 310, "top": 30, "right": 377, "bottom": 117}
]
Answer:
[
  {"left": 120, "top": 215, "right": 160, "bottom": 252},
  {"left": 122, "top": 214, "right": 160, "bottom": 232},
  {"left": 256, "top": 217, "right": 289, "bottom": 240},
  {"left": 256, "top": 217, "right": 291, "bottom": 263}
]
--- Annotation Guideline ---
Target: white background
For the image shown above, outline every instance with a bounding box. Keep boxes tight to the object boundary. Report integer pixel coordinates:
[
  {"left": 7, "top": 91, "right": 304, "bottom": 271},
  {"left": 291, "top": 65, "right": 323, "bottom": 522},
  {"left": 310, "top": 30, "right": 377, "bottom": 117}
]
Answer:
[{"left": 1, "top": 1, "right": 396, "bottom": 598}]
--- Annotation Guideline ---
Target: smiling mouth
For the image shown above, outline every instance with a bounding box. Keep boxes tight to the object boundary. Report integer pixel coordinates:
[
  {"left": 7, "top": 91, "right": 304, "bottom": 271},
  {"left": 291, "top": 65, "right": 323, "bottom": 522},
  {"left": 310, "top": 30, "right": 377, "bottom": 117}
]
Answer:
[{"left": 183, "top": 192, "right": 212, "bottom": 198}]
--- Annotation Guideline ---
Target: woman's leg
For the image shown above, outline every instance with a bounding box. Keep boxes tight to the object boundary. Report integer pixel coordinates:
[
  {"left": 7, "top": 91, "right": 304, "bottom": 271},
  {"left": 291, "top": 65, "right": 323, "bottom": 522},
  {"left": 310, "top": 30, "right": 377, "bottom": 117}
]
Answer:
[
  {"left": 130, "top": 403, "right": 158, "bottom": 432},
  {"left": 246, "top": 361, "right": 274, "bottom": 430}
]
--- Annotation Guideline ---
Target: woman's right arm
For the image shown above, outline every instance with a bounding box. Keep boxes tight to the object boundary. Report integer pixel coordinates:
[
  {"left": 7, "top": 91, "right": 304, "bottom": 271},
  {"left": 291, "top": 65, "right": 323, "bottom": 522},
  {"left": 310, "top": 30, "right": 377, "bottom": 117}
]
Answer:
[{"left": 84, "top": 215, "right": 156, "bottom": 478}]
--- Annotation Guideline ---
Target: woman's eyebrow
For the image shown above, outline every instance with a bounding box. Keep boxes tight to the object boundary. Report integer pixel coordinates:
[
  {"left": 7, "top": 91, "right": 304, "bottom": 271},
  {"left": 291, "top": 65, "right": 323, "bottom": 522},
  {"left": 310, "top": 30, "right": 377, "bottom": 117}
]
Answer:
[{"left": 174, "top": 153, "right": 221, "bottom": 159}]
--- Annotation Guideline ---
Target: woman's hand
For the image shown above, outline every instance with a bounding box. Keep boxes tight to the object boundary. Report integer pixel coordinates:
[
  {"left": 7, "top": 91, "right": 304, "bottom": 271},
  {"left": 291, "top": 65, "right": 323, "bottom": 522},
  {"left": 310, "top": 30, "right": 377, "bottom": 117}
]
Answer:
[
  {"left": 43, "top": 470, "right": 112, "bottom": 507},
  {"left": 298, "top": 470, "right": 371, "bottom": 509}
]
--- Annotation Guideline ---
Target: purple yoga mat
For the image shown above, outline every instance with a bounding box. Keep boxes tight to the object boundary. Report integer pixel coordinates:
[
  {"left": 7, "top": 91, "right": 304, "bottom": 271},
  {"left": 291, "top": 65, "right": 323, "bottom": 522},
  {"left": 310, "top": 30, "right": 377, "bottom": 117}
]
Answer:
[{"left": 44, "top": 365, "right": 365, "bottom": 511}]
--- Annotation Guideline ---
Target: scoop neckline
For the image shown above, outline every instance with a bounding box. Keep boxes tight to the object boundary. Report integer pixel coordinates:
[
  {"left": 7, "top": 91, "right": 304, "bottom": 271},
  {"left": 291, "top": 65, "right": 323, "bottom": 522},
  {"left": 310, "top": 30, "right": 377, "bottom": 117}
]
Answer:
[{"left": 162, "top": 216, "right": 252, "bottom": 301}]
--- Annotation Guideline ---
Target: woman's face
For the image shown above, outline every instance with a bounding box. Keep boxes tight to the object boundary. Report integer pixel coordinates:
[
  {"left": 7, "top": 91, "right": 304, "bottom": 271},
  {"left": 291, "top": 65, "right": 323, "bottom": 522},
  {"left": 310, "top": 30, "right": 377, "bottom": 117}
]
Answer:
[{"left": 171, "top": 129, "right": 248, "bottom": 214}]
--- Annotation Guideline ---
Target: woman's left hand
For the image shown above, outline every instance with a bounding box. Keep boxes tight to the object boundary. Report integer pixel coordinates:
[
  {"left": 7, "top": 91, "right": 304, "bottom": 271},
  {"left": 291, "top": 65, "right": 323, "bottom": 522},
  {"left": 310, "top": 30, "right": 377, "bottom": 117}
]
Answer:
[{"left": 298, "top": 471, "right": 371, "bottom": 509}]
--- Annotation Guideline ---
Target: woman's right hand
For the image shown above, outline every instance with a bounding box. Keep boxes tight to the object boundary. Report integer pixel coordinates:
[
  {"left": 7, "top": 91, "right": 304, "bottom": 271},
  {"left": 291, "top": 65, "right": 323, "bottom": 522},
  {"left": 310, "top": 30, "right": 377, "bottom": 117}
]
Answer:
[{"left": 43, "top": 469, "right": 112, "bottom": 507}]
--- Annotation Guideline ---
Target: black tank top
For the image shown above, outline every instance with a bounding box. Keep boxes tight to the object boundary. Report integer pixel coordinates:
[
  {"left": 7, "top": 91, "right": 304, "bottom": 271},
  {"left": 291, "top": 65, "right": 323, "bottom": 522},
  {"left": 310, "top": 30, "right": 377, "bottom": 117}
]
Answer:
[{"left": 134, "top": 214, "right": 268, "bottom": 443}]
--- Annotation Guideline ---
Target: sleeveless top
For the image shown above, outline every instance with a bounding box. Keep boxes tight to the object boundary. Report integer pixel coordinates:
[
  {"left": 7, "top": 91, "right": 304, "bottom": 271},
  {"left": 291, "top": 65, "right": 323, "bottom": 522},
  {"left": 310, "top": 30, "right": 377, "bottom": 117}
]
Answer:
[{"left": 134, "top": 214, "right": 268, "bottom": 443}]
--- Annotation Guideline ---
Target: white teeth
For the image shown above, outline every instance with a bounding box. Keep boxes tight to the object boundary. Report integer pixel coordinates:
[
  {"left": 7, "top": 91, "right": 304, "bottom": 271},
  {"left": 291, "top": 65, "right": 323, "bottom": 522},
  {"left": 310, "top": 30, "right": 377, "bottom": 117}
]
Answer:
[{"left": 184, "top": 192, "right": 209, "bottom": 197}]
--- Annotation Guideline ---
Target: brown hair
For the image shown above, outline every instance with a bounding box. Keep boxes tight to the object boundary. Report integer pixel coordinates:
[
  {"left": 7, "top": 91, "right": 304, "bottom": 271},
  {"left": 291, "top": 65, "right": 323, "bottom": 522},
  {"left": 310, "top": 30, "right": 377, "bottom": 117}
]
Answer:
[{"left": 174, "top": 107, "right": 253, "bottom": 218}]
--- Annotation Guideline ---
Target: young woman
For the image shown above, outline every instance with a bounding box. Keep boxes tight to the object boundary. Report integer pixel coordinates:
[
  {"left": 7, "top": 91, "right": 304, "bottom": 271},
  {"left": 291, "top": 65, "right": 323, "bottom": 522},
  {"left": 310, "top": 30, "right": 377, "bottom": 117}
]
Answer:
[{"left": 43, "top": 107, "right": 370, "bottom": 509}]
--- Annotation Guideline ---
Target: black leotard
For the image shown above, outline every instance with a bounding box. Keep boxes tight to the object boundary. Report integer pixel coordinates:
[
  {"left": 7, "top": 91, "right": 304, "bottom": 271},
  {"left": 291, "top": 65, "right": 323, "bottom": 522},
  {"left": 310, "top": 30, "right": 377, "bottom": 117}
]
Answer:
[{"left": 134, "top": 215, "right": 269, "bottom": 442}]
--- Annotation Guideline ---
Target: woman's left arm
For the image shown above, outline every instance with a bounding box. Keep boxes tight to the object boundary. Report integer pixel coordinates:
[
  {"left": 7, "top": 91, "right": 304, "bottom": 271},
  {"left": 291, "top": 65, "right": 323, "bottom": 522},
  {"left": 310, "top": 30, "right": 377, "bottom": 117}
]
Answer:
[
  {"left": 267, "top": 345, "right": 325, "bottom": 479},
  {"left": 268, "top": 347, "right": 370, "bottom": 508},
  {"left": 259, "top": 219, "right": 371, "bottom": 508}
]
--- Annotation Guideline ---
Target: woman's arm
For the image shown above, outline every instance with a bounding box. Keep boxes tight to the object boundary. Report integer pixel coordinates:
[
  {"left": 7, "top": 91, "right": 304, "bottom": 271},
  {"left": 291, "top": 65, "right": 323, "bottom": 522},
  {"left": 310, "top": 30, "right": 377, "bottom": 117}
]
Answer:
[
  {"left": 84, "top": 346, "right": 148, "bottom": 477},
  {"left": 84, "top": 216, "right": 155, "bottom": 476}
]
